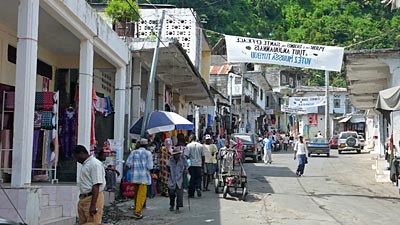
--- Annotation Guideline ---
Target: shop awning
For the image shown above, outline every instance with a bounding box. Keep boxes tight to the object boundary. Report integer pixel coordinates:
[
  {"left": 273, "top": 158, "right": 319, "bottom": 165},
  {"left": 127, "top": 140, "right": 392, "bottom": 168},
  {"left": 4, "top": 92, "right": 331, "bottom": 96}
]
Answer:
[
  {"left": 339, "top": 116, "right": 351, "bottom": 123},
  {"left": 376, "top": 85, "right": 400, "bottom": 123},
  {"left": 350, "top": 115, "right": 366, "bottom": 123}
]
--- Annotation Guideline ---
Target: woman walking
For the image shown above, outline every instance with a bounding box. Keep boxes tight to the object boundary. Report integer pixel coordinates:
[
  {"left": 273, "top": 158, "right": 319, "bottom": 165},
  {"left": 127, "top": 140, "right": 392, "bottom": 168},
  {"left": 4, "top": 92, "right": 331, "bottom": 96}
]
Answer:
[{"left": 293, "top": 136, "right": 308, "bottom": 177}]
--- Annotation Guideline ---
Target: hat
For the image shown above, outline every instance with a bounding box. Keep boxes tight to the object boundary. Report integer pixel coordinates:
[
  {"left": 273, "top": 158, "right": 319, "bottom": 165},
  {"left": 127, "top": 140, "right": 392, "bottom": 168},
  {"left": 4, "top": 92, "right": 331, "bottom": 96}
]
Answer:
[
  {"left": 139, "top": 138, "right": 149, "bottom": 145},
  {"left": 205, "top": 134, "right": 211, "bottom": 140},
  {"left": 171, "top": 148, "right": 182, "bottom": 155},
  {"left": 299, "top": 135, "right": 304, "bottom": 138}
]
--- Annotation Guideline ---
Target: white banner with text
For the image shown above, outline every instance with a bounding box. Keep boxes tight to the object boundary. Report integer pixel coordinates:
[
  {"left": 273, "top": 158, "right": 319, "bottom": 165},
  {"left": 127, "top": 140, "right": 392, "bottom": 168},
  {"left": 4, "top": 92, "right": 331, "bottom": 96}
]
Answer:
[
  {"left": 225, "top": 35, "right": 344, "bottom": 72},
  {"left": 288, "top": 96, "right": 326, "bottom": 108}
]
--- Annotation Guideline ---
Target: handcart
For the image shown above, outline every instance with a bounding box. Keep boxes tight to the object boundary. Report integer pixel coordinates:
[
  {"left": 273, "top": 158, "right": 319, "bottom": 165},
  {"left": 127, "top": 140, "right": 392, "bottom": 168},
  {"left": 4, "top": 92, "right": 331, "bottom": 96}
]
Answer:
[{"left": 214, "top": 146, "right": 248, "bottom": 201}]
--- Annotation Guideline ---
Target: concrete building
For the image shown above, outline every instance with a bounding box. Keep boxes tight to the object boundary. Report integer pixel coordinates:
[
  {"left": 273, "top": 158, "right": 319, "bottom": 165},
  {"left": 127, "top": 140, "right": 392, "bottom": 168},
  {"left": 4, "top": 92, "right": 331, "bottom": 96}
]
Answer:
[{"left": 0, "top": 0, "right": 130, "bottom": 224}]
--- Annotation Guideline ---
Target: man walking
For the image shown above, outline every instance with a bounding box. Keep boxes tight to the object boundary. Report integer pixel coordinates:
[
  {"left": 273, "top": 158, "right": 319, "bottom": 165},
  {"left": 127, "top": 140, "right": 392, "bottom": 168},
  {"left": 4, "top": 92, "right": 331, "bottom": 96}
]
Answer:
[
  {"left": 185, "top": 135, "right": 205, "bottom": 198},
  {"left": 262, "top": 133, "right": 274, "bottom": 164},
  {"left": 203, "top": 134, "right": 218, "bottom": 191},
  {"left": 167, "top": 148, "right": 188, "bottom": 212},
  {"left": 73, "top": 145, "right": 106, "bottom": 225},
  {"left": 125, "top": 138, "right": 153, "bottom": 219}
]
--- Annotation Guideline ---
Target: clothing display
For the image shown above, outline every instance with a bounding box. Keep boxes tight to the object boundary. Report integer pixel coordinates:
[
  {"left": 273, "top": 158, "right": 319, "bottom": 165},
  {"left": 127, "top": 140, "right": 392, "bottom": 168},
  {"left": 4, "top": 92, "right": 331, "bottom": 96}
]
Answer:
[
  {"left": 0, "top": 90, "right": 59, "bottom": 182},
  {"left": 60, "top": 108, "right": 76, "bottom": 159},
  {"left": 94, "top": 96, "right": 113, "bottom": 117}
]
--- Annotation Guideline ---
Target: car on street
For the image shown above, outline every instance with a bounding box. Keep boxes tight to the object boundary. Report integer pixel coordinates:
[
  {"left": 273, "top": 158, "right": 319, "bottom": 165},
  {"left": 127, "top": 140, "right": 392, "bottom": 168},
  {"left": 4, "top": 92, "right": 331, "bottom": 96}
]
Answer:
[
  {"left": 307, "top": 137, "right": 330, "bottom": 157},
  {"left": 338, "top": 131, "right": 362, "bottom": 154},
  {"left": 232, "top": 133, "right": 261, "bottom": 162},
  {"left": 358, "top": 135, "right": 365, "bottom": 149},
  {"left": 329, "top": 135, "right": 339, "bottom": 149}
]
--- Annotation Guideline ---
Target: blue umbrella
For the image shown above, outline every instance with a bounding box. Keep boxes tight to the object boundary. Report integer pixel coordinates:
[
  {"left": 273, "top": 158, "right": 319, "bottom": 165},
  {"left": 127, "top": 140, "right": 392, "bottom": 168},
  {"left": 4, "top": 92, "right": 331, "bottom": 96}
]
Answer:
[{"left": 130, "top": 111, "right": 194, "bottom": 134}]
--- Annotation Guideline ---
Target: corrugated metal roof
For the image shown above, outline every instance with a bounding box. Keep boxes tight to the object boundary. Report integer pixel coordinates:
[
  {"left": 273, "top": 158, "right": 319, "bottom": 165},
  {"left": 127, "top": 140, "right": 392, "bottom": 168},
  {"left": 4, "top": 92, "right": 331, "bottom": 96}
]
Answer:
[{"left": 210, "top": 65, "right": 232, "bottom": 75}]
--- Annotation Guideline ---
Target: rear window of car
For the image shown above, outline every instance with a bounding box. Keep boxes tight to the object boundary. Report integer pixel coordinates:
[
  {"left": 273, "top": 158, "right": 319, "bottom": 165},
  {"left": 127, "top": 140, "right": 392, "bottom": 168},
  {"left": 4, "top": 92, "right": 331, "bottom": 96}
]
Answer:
[
  {"left": 332, "top": 135, "right": 338, "bottom": 140},
  {"left": 310, "top": 138, "right": 328, "bottom": 143},
  {"left": 233, "top": 134, "right": 253, "bottom": 143},
  {"left": 340, "top": 132, "right": 357, "bottom": 139}
]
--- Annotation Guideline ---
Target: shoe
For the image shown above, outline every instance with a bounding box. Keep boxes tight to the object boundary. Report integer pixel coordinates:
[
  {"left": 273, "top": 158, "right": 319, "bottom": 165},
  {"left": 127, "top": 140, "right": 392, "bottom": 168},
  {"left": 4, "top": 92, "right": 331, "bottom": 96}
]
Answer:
[
  {"left": 197, "top": 189, "right": 202, "bottom": 197},
  {"left": 134, "top": 212, "right": 143, "bottom": 220},
  {"left": 169, "top": 206, "right": 174, "bottom": 211}
]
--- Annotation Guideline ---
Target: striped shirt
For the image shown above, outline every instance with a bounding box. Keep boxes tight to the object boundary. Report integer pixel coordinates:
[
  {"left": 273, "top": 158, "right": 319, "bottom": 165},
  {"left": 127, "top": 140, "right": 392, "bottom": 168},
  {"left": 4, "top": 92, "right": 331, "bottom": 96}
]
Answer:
[{"left": 126, "top": 147, "right": 154, "bottom": 185}]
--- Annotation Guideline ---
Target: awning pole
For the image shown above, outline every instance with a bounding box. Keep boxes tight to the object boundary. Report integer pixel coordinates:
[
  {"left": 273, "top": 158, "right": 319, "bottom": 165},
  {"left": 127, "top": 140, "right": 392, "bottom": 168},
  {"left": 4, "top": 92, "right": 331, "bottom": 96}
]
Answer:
[
  {"left": 325, "top": 70, "right": 330, "bottom": 138},
  {"left": 140, "top": 10, "right": 166, "bottom": 137}
]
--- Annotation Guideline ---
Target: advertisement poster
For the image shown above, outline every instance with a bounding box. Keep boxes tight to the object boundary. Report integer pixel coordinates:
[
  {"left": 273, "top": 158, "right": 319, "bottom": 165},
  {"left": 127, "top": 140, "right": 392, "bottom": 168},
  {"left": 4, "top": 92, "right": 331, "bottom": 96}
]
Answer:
[
  {"left": 225, "top": 35, "right": 344, "bottom": 72},
  {"left": 107, "top": 139, "right": 123, "bottom": 165}
]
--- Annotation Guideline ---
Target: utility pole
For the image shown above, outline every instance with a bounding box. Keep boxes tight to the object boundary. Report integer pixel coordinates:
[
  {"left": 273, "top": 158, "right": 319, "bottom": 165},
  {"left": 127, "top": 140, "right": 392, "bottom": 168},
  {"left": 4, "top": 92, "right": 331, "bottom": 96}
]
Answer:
[
  {"left": 229, "top": 72, "right": 233, "bottom": 132},
  {"left": 325, "top": 70, "right": 330, "bottom": 139},
  {"left": 140, "top": 10, "right": 166, "bottom": 137}
]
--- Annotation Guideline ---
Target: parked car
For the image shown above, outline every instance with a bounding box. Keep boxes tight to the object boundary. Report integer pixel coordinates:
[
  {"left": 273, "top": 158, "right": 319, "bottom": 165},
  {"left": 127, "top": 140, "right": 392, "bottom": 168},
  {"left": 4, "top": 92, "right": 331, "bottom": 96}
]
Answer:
[
  {"left": 358, "top": 135, "right": 365, "bottom": 149},
  {"left": 232, "top": 133, "right": 261, "bottom": 162},
  {"left": 307, "top": 137, "right": 330, "bottom": 157},
  {"left": 329, "top": 135, "right": 339, "bottom": 149},
  {"left": 338, "top": 131, "right": 362, "bottom": 154}
]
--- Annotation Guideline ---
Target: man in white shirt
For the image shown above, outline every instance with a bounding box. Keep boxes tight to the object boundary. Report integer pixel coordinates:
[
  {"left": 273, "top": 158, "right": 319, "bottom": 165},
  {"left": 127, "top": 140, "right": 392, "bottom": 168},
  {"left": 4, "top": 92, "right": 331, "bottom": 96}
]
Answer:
[
  {"left": 185, "top": 135, "right": 205, "bottom": 198},
  {"left": 73, "top": 145, "right": 106, "bottom": 225}
]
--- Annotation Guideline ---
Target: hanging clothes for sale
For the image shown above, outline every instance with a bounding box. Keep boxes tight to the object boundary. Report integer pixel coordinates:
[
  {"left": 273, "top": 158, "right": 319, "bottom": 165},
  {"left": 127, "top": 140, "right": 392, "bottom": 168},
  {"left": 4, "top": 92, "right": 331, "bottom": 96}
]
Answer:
[
  {"left": 60, "top": 108, "right": 76, "bottom": 158},
  {"left": 94, "top": 95, "right": 114, "bottom": 117},
  {"left": 74, "top": 86, "right": 97, "bottom": 145}
]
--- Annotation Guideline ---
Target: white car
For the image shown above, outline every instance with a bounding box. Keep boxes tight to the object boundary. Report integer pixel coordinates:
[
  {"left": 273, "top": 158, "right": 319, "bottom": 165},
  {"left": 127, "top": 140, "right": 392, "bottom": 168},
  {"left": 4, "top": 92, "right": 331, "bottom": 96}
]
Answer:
[
  {"left": 338, "top": 131, "right": 362, "bottom": 154},
  {"left": 357, "top": 135, "right": 365, "bottom": 149}
]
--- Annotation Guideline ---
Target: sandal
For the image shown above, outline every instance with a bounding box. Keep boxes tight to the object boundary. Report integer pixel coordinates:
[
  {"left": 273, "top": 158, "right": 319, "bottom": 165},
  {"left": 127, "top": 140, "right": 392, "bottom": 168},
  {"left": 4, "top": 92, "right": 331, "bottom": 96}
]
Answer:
[
  {"left": 134, "top": 212, "right": 143, "bottom": 220},
  {"left": 128, "top": 205, "right": 135, "bottom": 210}
]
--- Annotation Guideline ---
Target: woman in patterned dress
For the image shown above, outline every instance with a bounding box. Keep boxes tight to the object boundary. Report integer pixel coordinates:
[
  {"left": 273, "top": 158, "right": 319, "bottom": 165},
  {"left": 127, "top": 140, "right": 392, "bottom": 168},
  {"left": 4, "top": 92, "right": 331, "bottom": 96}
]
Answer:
[{"left": 159, "top": 139, "right": 172, "bottom": 197}]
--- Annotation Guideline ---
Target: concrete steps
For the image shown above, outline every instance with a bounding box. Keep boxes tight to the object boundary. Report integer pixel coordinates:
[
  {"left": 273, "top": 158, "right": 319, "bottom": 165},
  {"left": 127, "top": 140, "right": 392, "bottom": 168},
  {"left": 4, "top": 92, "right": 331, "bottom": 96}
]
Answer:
[{"left": 40, "top": 205, "right": 63, "bottom": 221}]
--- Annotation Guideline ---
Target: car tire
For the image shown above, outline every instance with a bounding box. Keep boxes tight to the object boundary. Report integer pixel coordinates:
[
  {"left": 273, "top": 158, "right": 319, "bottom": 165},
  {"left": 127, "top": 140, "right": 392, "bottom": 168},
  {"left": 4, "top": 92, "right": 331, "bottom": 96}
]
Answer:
[
  {"left": 346, "top": 137, "right": 357, "bottom": 147},
  {"left": 338, "top": 150, "right": 342, "bottom": 154},
  {"left": 253, "top": 156, "right": 257, "bottom": 163},
  {"left": 308, "top": 153, "right": 311, "bottom": 157},
  {"left": 327, "top": 153, "right": 330, "bottom": 157},
  {"left": 357, "top": 150, "right": 361, "bottom": 154}
]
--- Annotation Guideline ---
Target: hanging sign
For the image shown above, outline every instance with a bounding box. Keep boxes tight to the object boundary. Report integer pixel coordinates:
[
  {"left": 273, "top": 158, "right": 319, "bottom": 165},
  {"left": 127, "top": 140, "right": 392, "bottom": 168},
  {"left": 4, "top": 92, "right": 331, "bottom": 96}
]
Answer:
[
  {"left": 225, "top": 35, "right": 344, "bottom": 72},
  {"left": 288, "top": 96, "right": 326, "bottom": 108},
  {"left": 281, "top": 105, "right": 307, "bottom": 114},
  {"left": 265, "top": 109, "right": 274, "bottom": 115}
]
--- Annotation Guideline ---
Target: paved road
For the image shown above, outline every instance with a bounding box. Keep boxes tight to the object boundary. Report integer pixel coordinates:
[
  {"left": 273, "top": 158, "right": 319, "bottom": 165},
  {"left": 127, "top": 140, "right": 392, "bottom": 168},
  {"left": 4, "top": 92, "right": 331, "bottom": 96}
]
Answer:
[{"left": 113, "top": 149, "right": 400, "bottom": 225}]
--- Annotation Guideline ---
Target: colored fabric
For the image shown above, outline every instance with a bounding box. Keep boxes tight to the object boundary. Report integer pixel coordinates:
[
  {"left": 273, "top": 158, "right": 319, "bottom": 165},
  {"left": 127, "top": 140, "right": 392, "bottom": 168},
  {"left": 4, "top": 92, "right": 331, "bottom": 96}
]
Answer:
[
  {"left": 134, "top": 184, "right": 147, "bottom": 214},
  {"left": 78, "top": 156, "right": 106, "bottom": 194},
  {"left": 159, "top": 146, "right": 171, "bottom": 193},
  {"left": 203, "top": 144, "right": 218, "bottom": 163},
  {"left": 61, "top": 109, "right": 76, "bottom": 158},
  {"left": 294, "top": 141, "right": 308, "bottom": 155},
  {"left": 167, "top": 155, "right": 188, "bottom": 190},
  {"left": 5, "top": 92, "right": 14, "bottom": 110},
  {"left": 125, "top": 147, "right": 153, "bottom": 185},
  {"left": 77, "top": 192, "right": 104, "bottom": 225},
  {"left": 41, "top": 111, "right": 53, "bottom": 130},
  {"left": 296, "top": 154, "right": 307, "bottom": 175},
  {"left": 34, "top": 111, "right": 42, "bottom": 129},
  {"left": 32, "top": 130, "right": 40, "bottom": 161},
  {"left": 263, "top": 137, "right": 273, "bottom": 151},
  {"left": 188, "top": 166, "right": 202, "bottom": 196},
  {"left": 169, "top": 185, "right": 184, "bottom": 208},
  {"left": 43, "top": 92, "right": 54, "bottom": 110},
  {"left": 94, "top": 95, "right": 106, "bottom": 114},
  {"left": 264, "top": 149, "right": 272, "bottom": 163},
  {"left": 35, "top": 92, "right": 44, "bottom": 110},
  {"left": 185, "top": 142, "right": 204, "bottom": 167}
]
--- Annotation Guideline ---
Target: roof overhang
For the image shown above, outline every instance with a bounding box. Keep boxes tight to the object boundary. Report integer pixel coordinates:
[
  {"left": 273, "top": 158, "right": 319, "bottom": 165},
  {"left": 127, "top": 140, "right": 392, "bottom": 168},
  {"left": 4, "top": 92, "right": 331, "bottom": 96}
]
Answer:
[
  {"left": 129, "top": 38, "right": 214, "bottom": 106},
  {"left": 344, "top": 49, "right": 400, "bottom": 110}
]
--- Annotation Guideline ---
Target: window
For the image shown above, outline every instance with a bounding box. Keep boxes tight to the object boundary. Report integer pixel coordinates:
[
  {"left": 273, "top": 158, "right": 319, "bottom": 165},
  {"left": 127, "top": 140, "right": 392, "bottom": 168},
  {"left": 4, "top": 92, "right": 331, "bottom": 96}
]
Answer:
[
  {"left": 334, "top": 99, "right": 340, "bottom": 108},
  {"left": 266, "top": 96, "right": 270, "bottom": 107},
  {"left": 260, "top": 90, "right": 263, "bottom": 100}
]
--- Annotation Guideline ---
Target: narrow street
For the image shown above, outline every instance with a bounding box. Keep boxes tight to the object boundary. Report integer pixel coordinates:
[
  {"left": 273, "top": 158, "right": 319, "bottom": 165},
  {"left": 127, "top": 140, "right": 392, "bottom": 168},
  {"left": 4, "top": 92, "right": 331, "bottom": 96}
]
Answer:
[{"left": 112, "top": 150, "right": 400, "bottom": 225}]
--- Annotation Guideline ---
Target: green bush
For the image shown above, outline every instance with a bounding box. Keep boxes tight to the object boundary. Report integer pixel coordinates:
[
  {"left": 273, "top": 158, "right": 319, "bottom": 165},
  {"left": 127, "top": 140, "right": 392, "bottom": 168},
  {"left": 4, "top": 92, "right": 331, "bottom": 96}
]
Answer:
[{"left": 105, "top": 0, "right": 139, "bottom": 23}]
